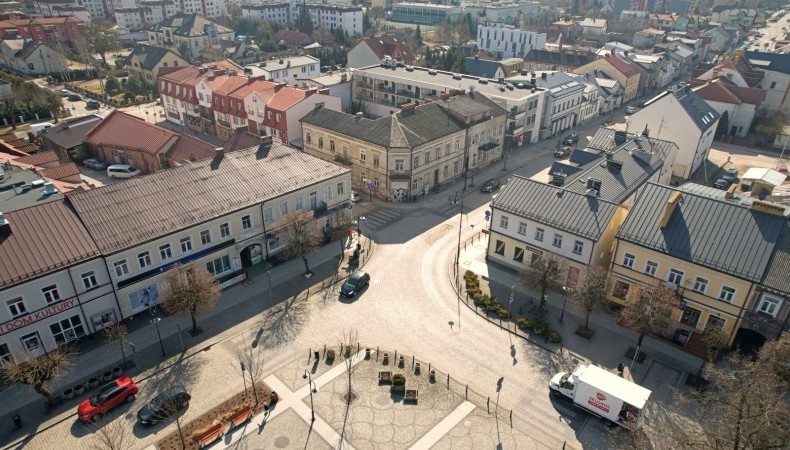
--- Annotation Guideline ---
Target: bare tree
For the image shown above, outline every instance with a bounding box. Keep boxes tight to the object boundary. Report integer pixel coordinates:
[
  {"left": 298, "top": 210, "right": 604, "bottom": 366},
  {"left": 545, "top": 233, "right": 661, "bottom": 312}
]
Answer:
[
  {"left": 340, "top": 328, "right": 359, "bottom": 404},
  {"left": 101, "top": 322, "right": 129, "bottom": 366},
  {"left": 572, "top": 267, "right": 612, "bottom": 331},
  {"left": 90, "top": 415, "right": 133, "bottom": 450},
  {"left": 281, "top": 210, "right": 324, "bottom": 277},
  {"left": 236, "top": 331, "right": 265, "bottom": 407},
  {"left": 521, "top": 253, "right": 566, "bottom": 310},
  {"left": 620, "top": 284, "right": 675, "bottom": 361},
  {"left": 1, "top": 345, "right": 74, "bottom": 402},
  {"left": 668, "top": 351, "right": 790, "bottom": 449},
  {"left": 160, "top": 263, "right": 221, "bottom": 335},
  {"left": 759, "top": 340, "right": 790, "bottom": 383}
]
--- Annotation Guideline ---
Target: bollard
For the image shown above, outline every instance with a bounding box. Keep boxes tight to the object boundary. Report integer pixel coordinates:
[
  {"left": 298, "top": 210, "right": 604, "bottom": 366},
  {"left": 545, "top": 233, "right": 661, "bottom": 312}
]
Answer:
[
  {"left": 447, "top": 373, "right": 450, "bottom": 388},
  {"left": 309, "top": 348, "right": 312, "bottom": 362},
  {"left": 487, "top": 397, "right": 490, "bottom": 413},
  {"left": 510, "top": 410, "right": 512, "bottom": 426},
  {"left": 395, "top": 350, "right": 397, "bottom": 359},
  {"left": 323, "top": 344, "right": 326, "bottom": 356},
  {"left": 411, "top": 356, "right": 414, "bottom": 367},
  {"left": 376, "top": 347, "right": 379, "bottom": 360},
  {"left": 357, "top": 343, "right": 360, "bottom": 352},
  {"left": 428, "top": 363, "right": 431, "bottom": 373},
  {"left": 465, "top": 385, "right": 468, "bottom": 399}
]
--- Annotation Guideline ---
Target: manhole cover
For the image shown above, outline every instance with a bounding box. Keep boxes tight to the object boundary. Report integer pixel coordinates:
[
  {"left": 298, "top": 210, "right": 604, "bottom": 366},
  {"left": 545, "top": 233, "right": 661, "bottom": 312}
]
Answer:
[{"left": 275, "top": 436, "right": 290, "bottom": 448}]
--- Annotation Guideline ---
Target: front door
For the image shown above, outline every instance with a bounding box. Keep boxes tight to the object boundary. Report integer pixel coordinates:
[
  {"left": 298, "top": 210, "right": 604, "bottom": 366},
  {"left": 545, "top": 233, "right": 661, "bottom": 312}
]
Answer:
[
  {"left": 433, "top": 169, "right": 439, "bottom": 186},
  {"left": 20, "top": 332, "right": 43, "bottom": 357}
]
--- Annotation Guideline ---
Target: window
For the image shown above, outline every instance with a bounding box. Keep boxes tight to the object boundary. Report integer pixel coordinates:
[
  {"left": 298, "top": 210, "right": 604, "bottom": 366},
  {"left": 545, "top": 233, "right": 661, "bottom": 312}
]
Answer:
[
  {"left": 50, "top": 315, "right": 85, "bottom": 345},
  {"left": 318, "top": 136, "right": 323, "bottom": 148},
  {"left": 757, "top": 295, "right": 782, "bottom": 317},
  {"left": 680, "top": 306, "right": 701, "bottom": 327},
  {"left": 667, "top": 268, "right": 684, "bottom": 286},
  {"left": 0, "top": 343, "right": 11, "bottom": 367},
  {"left": 180, "top": 237, "right": 193, "bottom": 253},
  {"left": 329, "top": 140, "right": 335, "bottom": 152},
  {"left": 573, "top": 241, "right": 583, "bottom": 255},
  {"left": 137, "top": 251, "right": 152, "bottom": 269},
  {"left": 263, "top": 206, "right": 274, "bottom": 223},
  {"left": 360, "top": 150, "right": 366, "bottom": 162},
  {"left": 718, "top": 286, "right": 736, "bottom": 303},
  {"left": 114, "top": 259, "right": 129, "bottom": 277},
  {"left": 6, "top": 297, "right": 27, "bottom": 317},
  {"left": 622, "top": 253, "right": 635, "bottom": 269},
  {"left": 500, "top": 215, "right": 509, "bottom": 228},
  {"left": 770, "top": 81, "right": 777, "bottom": 89},
  {"left": 692, "top": 277, "right": 708, "bottom": 294},
  {"left": 612, "top": 280, "right": 630, "bottom": 300},
  {"left": 81, "top": 271, "right": 98, "bottom": 290},
  {"left": 552, "top": 234, "right": 563, "bottom": 248},
  {"left": 200, "top": 230, "right": 212, "bottom": 246},
  {"left": 41, "top": 284, "right": 61, "bottom": 304},
  {"left": 159, "top": 243, "right": 173, "bottom": 260},
  {"left": 295, "top": 196, "right": 304, "bottom": 210},
  {"left": 644, "top": 260, "right": 658, "bottom": 277},
  {"left": 309, "top": 191, "right": 318, "bottom": 208},
  {"left": 206, "top": 255, "right": 231, "bottom": 276},
  {"left": 242, "top": 215, "right": 252, "bottom": 230},
  {"left": 517, "top": 222, "right": 527, "bottom": 235},
  {"left": 306, "top": 133, "right": 311, "bottom": 144},
  {"left": 495, "top": 240, "right": 505, "bottom": 255},
  {"left": 514, "top": 247, "right": 524, "bottom": 263},
  {"left": 535, "top": 228, "right": 544, "bottom": 241},
  {"left": 219, "top": 223, "right": 230, "bottom": 238}
]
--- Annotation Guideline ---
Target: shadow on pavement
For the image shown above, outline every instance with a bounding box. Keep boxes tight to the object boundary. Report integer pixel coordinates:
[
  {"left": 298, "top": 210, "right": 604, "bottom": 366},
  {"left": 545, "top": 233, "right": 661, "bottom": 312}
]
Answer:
[{"left": 258, "top": 293, "right": 311, "bottom": 350}]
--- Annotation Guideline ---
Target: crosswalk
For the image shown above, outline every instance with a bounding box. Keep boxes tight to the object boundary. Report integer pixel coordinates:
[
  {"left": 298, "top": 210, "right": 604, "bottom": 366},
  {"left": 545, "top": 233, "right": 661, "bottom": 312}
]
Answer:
[{"left": 357, "top": 202, "right": 465, "bottom": 230}]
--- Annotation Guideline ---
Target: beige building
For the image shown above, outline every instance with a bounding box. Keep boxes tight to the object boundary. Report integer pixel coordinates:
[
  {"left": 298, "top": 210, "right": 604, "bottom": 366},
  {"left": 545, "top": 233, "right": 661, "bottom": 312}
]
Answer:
[
  {"left": 300, "top": 92, "right": 507, "bottom": 202},
  {"left": 574, "top": 54, "right": 642, "bottom": 103},
  {"left": 127, "top": 43, "right": 189, "bottom": 85},
  {"left": 609, "top": 183, "right": 787, "bottom": 355}
]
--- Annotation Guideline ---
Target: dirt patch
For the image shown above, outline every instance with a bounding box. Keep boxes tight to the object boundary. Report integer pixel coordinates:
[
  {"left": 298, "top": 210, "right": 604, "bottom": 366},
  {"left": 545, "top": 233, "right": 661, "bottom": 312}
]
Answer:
[
  {"left": 423, "top": 224, "right": 453, "bottom": 245},
  {"left": 156, "top": 381, "right": 272, "bottom": 450}
]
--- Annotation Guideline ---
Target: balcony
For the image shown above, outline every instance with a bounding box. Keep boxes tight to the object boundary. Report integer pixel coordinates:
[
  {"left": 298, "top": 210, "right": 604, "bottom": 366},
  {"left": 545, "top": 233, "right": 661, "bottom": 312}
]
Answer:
[
  {"left": 377, "top": 83, "right": 395, "bottom": 93},
  {"left": 389, "top": 170, "right": 411, "bottom": 179},
  {"left": 478, "top": 142, "right": 499, "bottom": 152},
  {"left": 334, "top": 154, "right": 352, "bottom": 165},
  {"left": 217, "top": 118, "right": 231, "bottom": 128},
  {"left": 508, "top": 111, "right": 526, "bottom": 120},
  {"left": 397, "top": 89, "right": 417, "bottom": 98},
  {"left": 356, "top": 80, "right": 372, "bottom": 89}
]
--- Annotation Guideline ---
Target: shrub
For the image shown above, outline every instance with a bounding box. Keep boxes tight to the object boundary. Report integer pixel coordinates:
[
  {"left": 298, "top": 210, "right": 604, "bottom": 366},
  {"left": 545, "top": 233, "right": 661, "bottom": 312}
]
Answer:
[
  {"left": 472, "top": 290, "right": 483, "bottom": 302},
  {"left": 545, "top": 329, "right": 562, "bottom": 343},
  {"left": 496, "top": 306, "right": 510, "bottom": 319},
  {"left": 532, "top": 318, "right": 550, "bottom": 336},
  {"left": 464, "top": 270, "right": 476, "bottom": 279},
  {"left": 516, "top": 316, "right": 532, "bottom": 331},
  {"left": 393, "top": 374, "right": 406, "bottom": 385}
]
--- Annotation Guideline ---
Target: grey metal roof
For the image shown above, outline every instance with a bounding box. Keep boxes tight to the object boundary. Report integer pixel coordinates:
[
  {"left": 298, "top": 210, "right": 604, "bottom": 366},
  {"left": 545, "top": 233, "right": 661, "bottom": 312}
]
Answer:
[
  {"left": 617, "top": 183, "right": 785, "bottom": 282},
  {"left": 762, "top": 223, "right": 790, "bottom": 294},
  {"left": 0, "top": 167, "right": 63, "bottom": 212},
  {"left": 464, "top": 58, "right": 502, "bottom": 78},
  {"left": 649, "top": 85, "right": 719, "bottom": 132},
  {"left": 745, "top": 51, "right": 790, "bottom": 76},
  {"left": 548, "top": 161, "right": 582, "bottom": 177},
  {"left": 491, "top": 175, "right": 620, "bottom": 241},
  {"left": 39, "top": 115, "right": 102, "bottom": 150},
  {"left": 67, "top": 142, "right": 350, "bottom": 254},
  {"left": 570, "top": 148, "right": 602, "bottom": 165}
]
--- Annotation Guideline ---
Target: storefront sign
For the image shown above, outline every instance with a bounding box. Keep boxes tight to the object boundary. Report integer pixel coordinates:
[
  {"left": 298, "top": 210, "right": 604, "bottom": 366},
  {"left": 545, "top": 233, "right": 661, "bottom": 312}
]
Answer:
[{"left": 0, "top": 299, "right": 77, "bottom": 335}]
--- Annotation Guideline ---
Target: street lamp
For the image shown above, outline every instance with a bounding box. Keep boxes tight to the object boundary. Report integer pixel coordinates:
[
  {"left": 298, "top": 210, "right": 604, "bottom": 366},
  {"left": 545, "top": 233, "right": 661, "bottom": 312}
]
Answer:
[
  {"left": 302, "top": 370, "right": 318, "bottom": 422},
  {"left": 266, "top": 270, "right": 273, "bottom": 309},
  {"left": 145, "top": 110, "right": 150, "bottom": 123},
  {"left": 145, "top": 303, "right": 166, "bottom": 358},
  {"left": 560, "top": 286, "right": 573, "bottom": 324}
]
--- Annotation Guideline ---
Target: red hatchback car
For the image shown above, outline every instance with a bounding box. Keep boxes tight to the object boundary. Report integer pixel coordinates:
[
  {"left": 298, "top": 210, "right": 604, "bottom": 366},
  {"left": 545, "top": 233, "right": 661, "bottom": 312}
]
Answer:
[{"left": 77, "top": 377, "right": 139, "bottom": 423}]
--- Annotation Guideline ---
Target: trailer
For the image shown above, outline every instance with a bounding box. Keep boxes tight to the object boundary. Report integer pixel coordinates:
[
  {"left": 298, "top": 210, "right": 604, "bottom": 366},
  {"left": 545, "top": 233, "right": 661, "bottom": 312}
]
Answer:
[{"left": 549, "top": 364, "right": 652, "bottom": 428}]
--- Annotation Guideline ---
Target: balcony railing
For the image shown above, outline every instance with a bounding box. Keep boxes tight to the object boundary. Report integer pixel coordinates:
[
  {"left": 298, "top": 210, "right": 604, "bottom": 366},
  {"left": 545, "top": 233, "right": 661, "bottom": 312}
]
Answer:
[
  {"left": 389, "top": 170, "right": 411, "bottom": 179},
  {"left": 397, "top": 89, "right": 417, "bottom": 98},
  {"left": 478, "top": 142, "right": 499, "bottom": 152},
  {"left": 356, "top": 81, "right": 372, "bottom": 89},
  {"left": 377, "top": 84, "right": 395, "bottom": 93}
]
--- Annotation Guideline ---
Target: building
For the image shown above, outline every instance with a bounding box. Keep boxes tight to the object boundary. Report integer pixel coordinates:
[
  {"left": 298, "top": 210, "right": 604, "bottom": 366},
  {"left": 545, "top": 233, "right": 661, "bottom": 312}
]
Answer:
[
  {"left": 389, "top": 2, "right": 461, "bottom": 25},
  {"left": 610, "top": 182, "right": 787, "bottom": 352},
  {"left": 0, "top": 16, "right": 82, "bottom": 46},
  {"left": 463, "top": 1, "right": 540, "bottom": 27},
  {"left": 301, "top": 92, "right": 507, "bottom": 201},
  {"left": 487, "top": 176, "right": 625, "bottom": 289},
  {"left": 574, "top": 54, "right": 642, "bottom": 103},
  {"left": 301, "top": 72, "right": 352, "bottom": 110},
  {"left": 578, "top": 18, "right": 607, "bottom": 38},
  {"left": 523, "top": 48, "right": 596, "bottom": 72},
  {"left": 464, "top": 57, "right": 523, "bottom": 79},
  {"left": 627, "top": 85, "right": 719, "bottom": 179},
  {"left": 508, "top": 71, "right": 585, "bottom": 137},
  {"left": 239, "top": 3, "right": 290, "bottom": 25},
  {"left": 347, "top": 33, "right": 413, "bottom": 69},
  {"left": 127, "top": 43, "right": 189, "bottom": 85},
  {"left": 476, "top": 23, "right": 546, "bottom": 59},
  {"left": 242, "top": 55, "right": 321, "bottom": 85},
  {"left": 688, "top": 77, "right": 765, "bottom": 138},
  {"left": 274, "top": 30, "right": 314, "bottom": 49},
  {"left": 114, "top": 2, "right": 179, "bottom": 32},
  {"left": 147, "top": 14, "right": 234, "bottom": 61},
  {"left": 743, "top": 51, "right": 790, "bottom": 115},
  {"left": 39, "top": 114, "right": 102, "bottom": 161},
  {"left": 0, "top": 40, "right": 67, "bottom": 75},
  {"left": 67, "top": 142, "right": 352, "bottom": 320},
  {"left": 351, "top": 63, "right": 547, "bottom": 147},
  {"left": 300, "top": 3, "right": 362, "bottom": 37}
]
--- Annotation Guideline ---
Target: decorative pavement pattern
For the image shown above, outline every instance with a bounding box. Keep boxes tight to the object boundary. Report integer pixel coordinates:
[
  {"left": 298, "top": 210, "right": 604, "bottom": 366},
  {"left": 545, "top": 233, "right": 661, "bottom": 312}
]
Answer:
[{"left": 214, "top": 348, "right": 557, "bottom": 450}]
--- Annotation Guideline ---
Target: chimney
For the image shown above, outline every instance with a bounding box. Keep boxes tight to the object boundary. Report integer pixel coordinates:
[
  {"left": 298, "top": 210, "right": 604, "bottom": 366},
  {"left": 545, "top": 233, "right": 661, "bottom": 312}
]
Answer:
[
  {"left": 355, "top": 112, "right": 364, "bottom": 119},
  {"left": 318, "top": 88, "right": 330, "bottom": 95},
  {"left": 400, "top": 103, "right": 417, "bottom": 113},
  {"left": 660, "top": 191, "right": 682, "bottom": 228},
  {"left": 642, "top": 125, "right": 650, "bottom": 137},
  {"left": 0, "top": 211, "right": 8, "bottom": 227},
  {"left": 258, "top": 135, "right": 273, "bottom": 148},
  {"left": 314, "top": 102, "right": 324, "bottom": 109},
  {"left": 541, "top": 72, "right": 547, "bottom": 80},
  {"left": 751, "top": 200, "right": 786, "bottom": 216},
  {"left": 215, "top": 147, "right": 225, "bottom": 157}
]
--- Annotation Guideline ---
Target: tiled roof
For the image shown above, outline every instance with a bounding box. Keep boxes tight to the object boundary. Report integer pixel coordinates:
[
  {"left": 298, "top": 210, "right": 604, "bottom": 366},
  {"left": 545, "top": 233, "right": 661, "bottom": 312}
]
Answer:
[
  {"left": 603, "top": 54, "right": 641, "bottom": 77},
  {"left": 150, "top": 13, "right": 232, "bottom": 37},
  {"left": 617, "top": 183, "right": 785, "bottom": 282},
  {"left": 39, "top": 162, "right": 80, "bottom": 180},
  {"left": 267, "top": 87, "right": 308, "bottom": 110},
  {"left": 86, "top": 110, "right": 178, "bottom": 156},
  {"left": 690, "top": 77, "right": 766, "bottom": 105},
  {"left": 39, "top": 114, "right": 102, "bottom": 149},
  {"left": 67, "top": 142, "right": 349, "bottom": 254},
  {"left": 491, "top": 175, "right": 620, "bottom": 241},
  {"left": 165, "top": 134, "right": 216, "bottom": 164},
  {"left": 14, "top": 151, "right": 59, "bottom": 166},
  {"left": 0, "top": 200, "right": 99, "bottom": 289},
  {"left": 212, "top": 76, "right": 249, "bottom": 97},
  {"left": 228, "top": 79, "right": 275, "bottom": 101},
  {"left": 275, "top": 30, "right": 314, "bottom": 46},
  {"left": 762, "top": 223, "right": 790, "bottom": 294}
]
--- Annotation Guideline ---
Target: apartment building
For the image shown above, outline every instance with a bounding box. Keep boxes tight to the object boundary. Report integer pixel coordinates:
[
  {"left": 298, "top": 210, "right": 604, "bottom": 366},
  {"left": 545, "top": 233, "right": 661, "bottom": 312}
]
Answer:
[
  {"left": 574, "top": 54, "right": 642, "bottom": 103},
  {"left": 352, "top": 63, "right": 546, "bottom": 147},
  {"left": 241, "top": 2, "right": 362, "bottom": 36},
  {"left": 476, "top": 23, "right": 546, "bottom": 59},
  {"left": 0, "top": 16, "right": 82, "bottom": 46},
  {"left": 507, "top": 71, "right": 585, "bottom": 138},
  {"left": 239, "top": 3, "right": 290, "bottom": 25},
  {"left": 243, "top": 56, "right": 321, "bottom": 85},
  {"left": 147, "top": 14, "right": 234, "bottom": 60}
]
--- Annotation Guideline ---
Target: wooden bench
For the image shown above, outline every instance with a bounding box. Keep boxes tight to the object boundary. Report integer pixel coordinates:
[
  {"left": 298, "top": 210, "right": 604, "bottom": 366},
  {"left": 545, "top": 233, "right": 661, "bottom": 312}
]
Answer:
[
  {"left": 404, "top": 389, "right": 419, "bottom": 403},
  {"left": 229, "top": 406, "right": 253, "bottom": 428},
  {"left": 196, "top": 423, "right": 223, "bottom": 448},
  {"left": 379, "top": 371, "right": 393, "bottom": 384}
]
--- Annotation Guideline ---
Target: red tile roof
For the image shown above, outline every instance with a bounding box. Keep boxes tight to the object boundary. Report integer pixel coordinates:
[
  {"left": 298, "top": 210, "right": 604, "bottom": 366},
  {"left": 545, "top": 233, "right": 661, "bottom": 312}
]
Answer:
[
  {"left": 14, "top": 150, "right": 59, "bottom": 166},
  {"left": 166, "top": 133, "right": 216, "bottom": 164},
  {"left": 267, "top": 86, "right": 307, "bottom": 110},
  {"left": 0, "top": 200, "right": 99, "bottom": 289},
  {"left": 86, "top": 110, "right": 179, "bottom": 156},
  {"left": 229, "top": 79, "right": 276, "bottom": 101},
  {"left": 604, "top": 54, "right": 641, "bottom": 78},
  {"left": 691, "top": 77, "right": 766, "bottom": 105},
  {"left": 39, "top": 162, "right": 80, "bottom": 180}
]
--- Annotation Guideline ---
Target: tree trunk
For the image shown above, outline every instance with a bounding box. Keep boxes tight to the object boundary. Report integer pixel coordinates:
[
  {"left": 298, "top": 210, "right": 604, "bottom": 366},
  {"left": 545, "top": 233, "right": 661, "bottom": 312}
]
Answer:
[
  {"left": 99, "top": 52, "right": 107, "bottom": 65},
  {"left": 34, "top": 384, "right": 53, "bottom": 402},
  {"left": 302, "top": 255, "right": 311, "bottom": 275},
  {"left": 190, "top": 311, "right": 198, "bottom": 335},
  {"left": 584, "top": 310, "right": 591, "bottom": 331},
  {"left": 636, "top": 333, "right": 645, "bottom": 349}
]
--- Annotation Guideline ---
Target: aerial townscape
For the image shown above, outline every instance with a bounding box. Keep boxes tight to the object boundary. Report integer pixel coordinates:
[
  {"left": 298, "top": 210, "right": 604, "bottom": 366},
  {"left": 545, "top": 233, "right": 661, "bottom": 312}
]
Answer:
[{"left": 0, "top": 0, "right": 789, "bottom": 447}]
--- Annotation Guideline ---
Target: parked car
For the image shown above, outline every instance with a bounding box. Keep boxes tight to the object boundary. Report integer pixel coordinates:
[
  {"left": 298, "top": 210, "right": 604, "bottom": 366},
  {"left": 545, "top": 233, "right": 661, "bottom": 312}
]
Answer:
[
  {"left": 59, "top": 89, "right": 71, "bottom": 97},
  {"left": 554, "top": 146, "right": 572, "bottom": 158},
  {"left": 137, "top": 386, "right": 191, "bottom": 425},
  {"left": 85, "top": 99, "right": 100, "bottom": 109},
  {"left": 562, "top": 132, "right": 579, "bottom": 145},
  {"left": 479, "top": 179, "right": 501, "bottom": 193},
  {"left": 626, "top": 105, "right": 639, "bottom": 114},
  {"left": 722, "top": 168, "right": 738, "bottom": 182},
  {"left": 714, "top": 178, "right": 731, "bottom": 189},
  {"left": 107, "top": 164, "right": 141, "bottom": 179},
  {"left": 67, "top": 93, "right": 82, "bottom": 101},
  {"left": 350, "top": 191, "right": 361, "bottom": 202},
  {"left": 83, "top": 158, "right": 106, "bottom": 170},
  {"left": 340, "top": 270, "right": 370, "bottom": 298},
  {"left": 78, "top": 377, "right": 138, "bottom": 423}
]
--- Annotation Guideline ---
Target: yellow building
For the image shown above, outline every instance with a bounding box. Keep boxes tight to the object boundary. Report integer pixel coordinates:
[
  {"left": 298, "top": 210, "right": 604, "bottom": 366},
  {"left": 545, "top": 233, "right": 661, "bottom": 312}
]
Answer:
[
  {"left": 609, "top": 183, "right": 787, "bottom": 354},
  {"left": 574, "top": 54, "right": 642, "bottom": 103}
]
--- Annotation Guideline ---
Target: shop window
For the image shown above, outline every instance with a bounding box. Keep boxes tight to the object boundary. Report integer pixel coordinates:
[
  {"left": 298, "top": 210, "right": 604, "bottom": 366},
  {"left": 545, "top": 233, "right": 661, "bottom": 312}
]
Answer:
[
  {"left": 50, "top": 315, "right": 86, "bottom": 345},
  {"left": 612, "top": 280, "right": 630, "bottom": 300},
  {"left": 206, "top": 255, "right": 231, "bottom": 276},
  {"left": 680, "top": 306, "right": 701, "bottom": 327}
]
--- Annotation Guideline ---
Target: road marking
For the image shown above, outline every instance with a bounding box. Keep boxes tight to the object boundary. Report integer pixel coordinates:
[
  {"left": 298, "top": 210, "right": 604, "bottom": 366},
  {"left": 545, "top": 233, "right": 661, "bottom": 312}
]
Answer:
[{"left": 408, "top": 401, "right": 475, "bottom": 450}]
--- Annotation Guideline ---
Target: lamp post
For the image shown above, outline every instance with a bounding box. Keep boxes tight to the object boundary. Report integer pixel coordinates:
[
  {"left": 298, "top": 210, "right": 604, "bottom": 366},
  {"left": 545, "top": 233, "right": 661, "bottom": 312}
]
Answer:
[
  {"left": 145, "top": 110, "right": 150, "bottom": 123},
  {"left": 560, "top": 286, "right": 573, "bottom": 324},
  {"left": 266, "top": 270, "right": 273, "bottom": 309},
  {"left": 151, "top": 311, "right": 166, "bottom": 358},
  {"left": 303, "top": 370, "right": 317, "bottom": 422}
]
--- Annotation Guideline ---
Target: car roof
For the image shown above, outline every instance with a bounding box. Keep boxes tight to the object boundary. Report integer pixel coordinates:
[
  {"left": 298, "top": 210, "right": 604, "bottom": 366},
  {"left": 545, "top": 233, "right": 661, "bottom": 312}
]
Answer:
[
  {"left": 350, "top": 270, "right": 367, "bottom": 280},
  {"left": 108, "top": 164, "right": 131, "bottom": 170}
]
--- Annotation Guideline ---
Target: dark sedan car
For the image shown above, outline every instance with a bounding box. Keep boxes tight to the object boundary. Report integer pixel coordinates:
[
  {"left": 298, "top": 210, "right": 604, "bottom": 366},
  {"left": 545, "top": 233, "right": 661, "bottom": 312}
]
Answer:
[
  {"left": 340, "top": 270, "right": 370, "bottom": 298},
  {"left": 137, "top": 386, "right": 191, "bottom": 425},
  {"left": 479, "top": 179, "right": 501, "bottom": 193},
  {"left": 562, "top": 132, "right": 579, "bottom": 145}
]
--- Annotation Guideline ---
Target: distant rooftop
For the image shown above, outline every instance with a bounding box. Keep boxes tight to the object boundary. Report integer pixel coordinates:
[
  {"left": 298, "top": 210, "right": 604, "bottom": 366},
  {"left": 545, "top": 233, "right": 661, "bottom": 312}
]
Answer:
[{"left": 0, "top": 166, "right": 63, "bottom": 213}]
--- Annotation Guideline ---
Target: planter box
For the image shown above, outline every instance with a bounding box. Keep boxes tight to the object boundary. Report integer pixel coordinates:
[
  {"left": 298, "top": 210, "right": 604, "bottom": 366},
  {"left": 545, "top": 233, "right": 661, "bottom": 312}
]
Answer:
[
  {"left": 404, "top": 389, "right": 419, "bottom": 403},
  {"left": 379, "top": 371, "right": 393, "bottom": 384}
]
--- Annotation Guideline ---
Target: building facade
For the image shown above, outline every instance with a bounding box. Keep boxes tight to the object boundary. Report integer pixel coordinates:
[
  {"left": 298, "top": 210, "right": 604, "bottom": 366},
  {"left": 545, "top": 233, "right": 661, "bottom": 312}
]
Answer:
[{"left": 476, "top": 23, "right": 546, "bottom": 59}]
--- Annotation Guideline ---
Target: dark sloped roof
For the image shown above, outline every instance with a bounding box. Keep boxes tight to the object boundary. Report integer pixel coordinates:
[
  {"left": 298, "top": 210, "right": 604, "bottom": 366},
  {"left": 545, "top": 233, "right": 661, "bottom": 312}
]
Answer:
[
  {"left": 762, "top": 223, "right": 790, "bottom": 294},
  {"left": 525, "top": 49, "right": 595, "bottom": 67},
  {"left": 130, "top": 44, "right": 174, "bottom": 71},
  {"left": 0, "top": 201, "right": 100, "bottom": 289},
  {"left": 39, "top": 114, "right": 102, "bottom": 149},
  {"left": 549, "top": 161, "right": 582, "bottom": 176},
  {"left": 648, "top": 85, "right": 719, "bottom": 132},
  {"left": 570, "top": 148, "right": 602, "bottom": 165},
  {"left": 491, "top": 176, "right": 620, "bottom": 241},
  {"left": 745, "top": 50, "right": 790, "bottom": 76},
  {"left": 617, "top": 183, "right": 785, "bottom": 282},
  {"left": 67, "top": 142, "right": 349, "bottom": 254},
  {"left": 464, "top": 58, "right": 502, "bottom": 78}
]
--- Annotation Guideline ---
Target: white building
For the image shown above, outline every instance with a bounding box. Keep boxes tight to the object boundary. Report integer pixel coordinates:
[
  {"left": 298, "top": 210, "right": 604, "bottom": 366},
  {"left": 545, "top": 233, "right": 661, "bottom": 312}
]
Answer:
[
  {"left": 298, "top": 72, "right": 352, "bottom": 110},
  {"left": 507, "top": 71, "right": 585, "bottom": 137},
  {"left": 352, "top": 63, "right": 547, "bottom": 146},
  {"left": 463, "top": 1, "right": 540, "bottom": 26},
  {"left": 243, "top": 55, "right": 321, "bottom": 85},
  {"left": 114, "top": 1, "right": 179, "bottom": 31},
  {"left": 627, "top": 85, "right": 719, "bottom": 179},
  {"left": 240, "top": 3, "right": 290, "bottom": 25},
  {"left": 147, "top": 14, "right": 235, "bottom": 60},
  {"left": 301, "top": 3, "right": 363, "bottom": 37},
  {"left": 476, "top": 23, "right": 546, "bottom": 59}
]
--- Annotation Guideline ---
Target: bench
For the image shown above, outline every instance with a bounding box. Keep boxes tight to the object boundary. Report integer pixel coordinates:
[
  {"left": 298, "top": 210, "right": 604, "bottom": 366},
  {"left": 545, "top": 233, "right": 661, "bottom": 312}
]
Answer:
[
  {"left": 229, "top": 406, "right": 253, "bottom": 428},
  {"left": 196, "top": 423, "right": 223, "bottom": 448}
]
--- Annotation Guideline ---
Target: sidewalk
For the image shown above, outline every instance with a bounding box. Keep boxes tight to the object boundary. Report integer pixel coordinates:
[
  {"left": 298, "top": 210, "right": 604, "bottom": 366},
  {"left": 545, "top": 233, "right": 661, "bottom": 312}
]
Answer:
[{"left": 0, "top": 232, "right": 372, "bottom": 447}]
